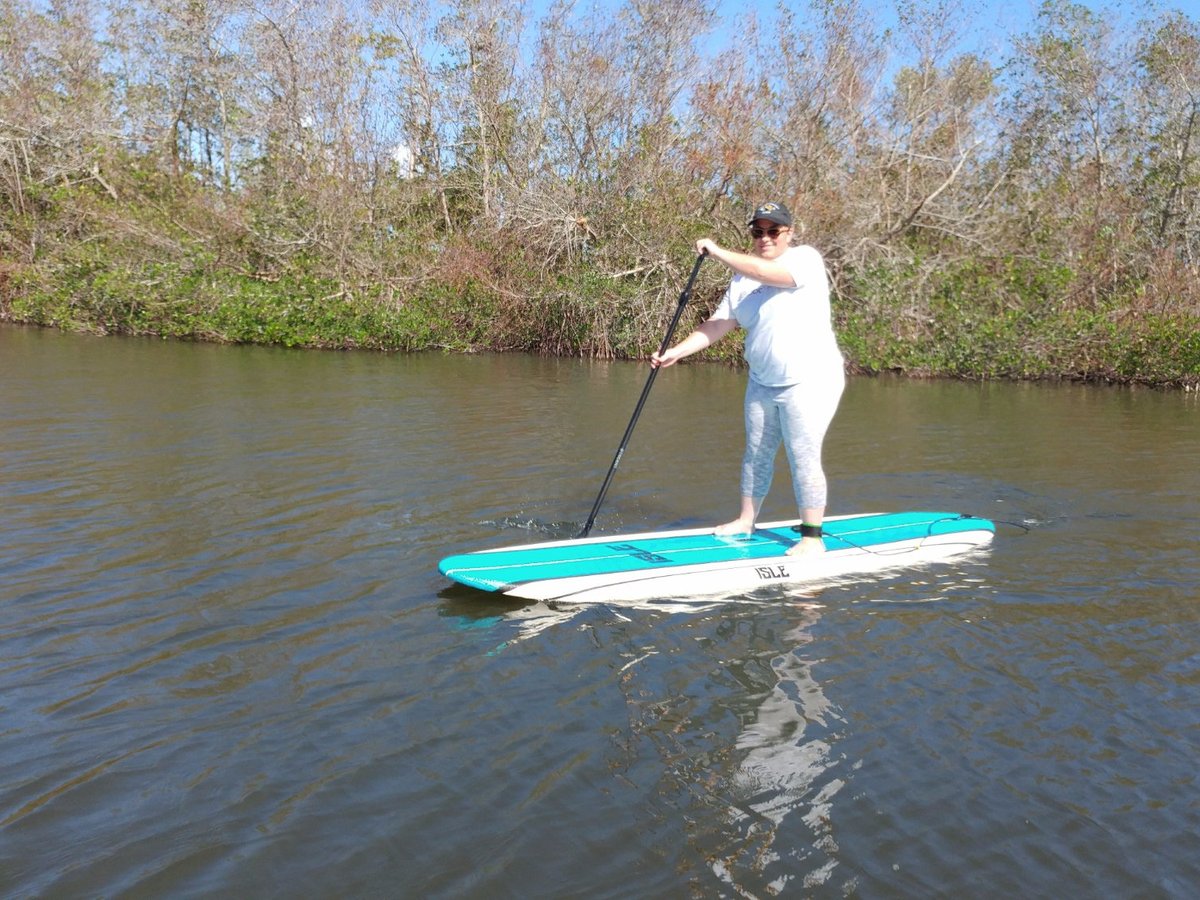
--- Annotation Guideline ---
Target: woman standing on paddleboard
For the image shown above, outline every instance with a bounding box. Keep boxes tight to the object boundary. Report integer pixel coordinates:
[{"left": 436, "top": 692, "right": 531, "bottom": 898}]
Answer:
[{"left": 650, "top": 201, "right": 845, "bottom": 557}]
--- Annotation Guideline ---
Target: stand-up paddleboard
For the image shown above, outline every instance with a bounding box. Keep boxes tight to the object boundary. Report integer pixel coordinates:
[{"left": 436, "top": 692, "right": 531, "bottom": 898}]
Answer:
[{"left": 439, "top": 511, "right": 995, "bottom": 603}]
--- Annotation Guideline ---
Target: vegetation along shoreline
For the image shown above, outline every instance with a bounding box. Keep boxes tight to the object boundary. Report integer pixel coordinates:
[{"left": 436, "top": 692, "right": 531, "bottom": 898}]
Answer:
[{"left": 2, "top": 0, "right": 1197, "bottom": 388}]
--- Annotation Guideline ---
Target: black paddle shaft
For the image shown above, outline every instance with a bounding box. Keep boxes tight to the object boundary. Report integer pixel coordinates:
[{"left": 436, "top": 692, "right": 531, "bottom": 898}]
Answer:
[{"left": 578, "top": 251, "right": 707, "bottom": 538}]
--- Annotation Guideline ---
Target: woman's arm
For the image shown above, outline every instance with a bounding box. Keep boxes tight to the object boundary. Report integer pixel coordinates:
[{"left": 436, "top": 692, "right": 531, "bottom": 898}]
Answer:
[
  {"left": 696, "top": 238, "right": 796, "bottom": 287},
  {"left": 650, "top": 318, "right": 739, "bottom": 368}
]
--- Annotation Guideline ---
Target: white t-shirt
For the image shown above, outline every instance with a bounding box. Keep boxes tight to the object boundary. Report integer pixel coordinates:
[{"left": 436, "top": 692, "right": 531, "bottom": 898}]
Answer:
[{"left": 710, "top": 244, "right": 843, "bottom": 387}]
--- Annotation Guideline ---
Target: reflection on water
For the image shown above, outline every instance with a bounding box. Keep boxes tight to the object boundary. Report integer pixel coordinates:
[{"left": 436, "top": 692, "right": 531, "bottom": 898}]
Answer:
[
  {"left": 444, "top": 589, "right": 804, "bottom": 653},
  {"left": 716, "top": 610, "right": 845, "bottom": 895},
  {"left": 454, "top": 551, "right": 1017, "bottom": 897}
]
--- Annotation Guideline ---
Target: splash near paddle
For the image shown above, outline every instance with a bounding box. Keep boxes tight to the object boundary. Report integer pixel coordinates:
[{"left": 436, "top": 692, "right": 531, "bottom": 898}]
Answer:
[{"left": 439, "top": 511, "right": 995, "bottom": 603}]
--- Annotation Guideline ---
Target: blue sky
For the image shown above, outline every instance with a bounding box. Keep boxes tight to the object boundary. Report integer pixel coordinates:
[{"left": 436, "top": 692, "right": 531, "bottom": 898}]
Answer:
[{"left": 697, "top": 0, "right": 1200, "bottom": 59}]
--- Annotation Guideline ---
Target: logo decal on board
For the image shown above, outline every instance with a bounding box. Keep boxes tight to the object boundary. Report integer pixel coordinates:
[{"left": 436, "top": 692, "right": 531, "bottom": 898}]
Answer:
[
  {"left": 608, "top": 543, "right": 671, "bottom": 564},
  {"left": 755, "top": 565, "right": 788, "bottom": 580}
]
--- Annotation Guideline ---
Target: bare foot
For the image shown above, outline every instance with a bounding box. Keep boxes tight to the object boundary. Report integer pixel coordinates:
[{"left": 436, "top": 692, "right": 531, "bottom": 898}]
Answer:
[
  {"left": 785, "top": 536, "right": 826, "bottom": 558},
  {"left": 714, "top": 518, "right": 755, "bottom": 536}
]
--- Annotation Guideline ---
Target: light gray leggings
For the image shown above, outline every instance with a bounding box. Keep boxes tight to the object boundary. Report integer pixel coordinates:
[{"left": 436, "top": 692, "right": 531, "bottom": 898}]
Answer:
[{"left": 740, "top": 374, "right": 845, "bottom": 512}]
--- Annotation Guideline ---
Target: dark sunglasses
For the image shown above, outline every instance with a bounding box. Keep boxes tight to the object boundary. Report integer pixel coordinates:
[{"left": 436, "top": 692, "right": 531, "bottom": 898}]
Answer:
[{"left": 750, "top": 225, "right": 787, "bottom": 239}]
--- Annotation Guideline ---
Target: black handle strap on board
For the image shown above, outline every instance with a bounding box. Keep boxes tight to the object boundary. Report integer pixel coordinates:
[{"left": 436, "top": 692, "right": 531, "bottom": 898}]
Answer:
[{"left": 578, "top": 250, "right": 707, "bottom": 539}]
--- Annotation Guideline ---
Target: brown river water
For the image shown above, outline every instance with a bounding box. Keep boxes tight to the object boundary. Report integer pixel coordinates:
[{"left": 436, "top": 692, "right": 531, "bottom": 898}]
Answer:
[{"left": 2, "top": 323, "right": 1198, "bottom": 897}]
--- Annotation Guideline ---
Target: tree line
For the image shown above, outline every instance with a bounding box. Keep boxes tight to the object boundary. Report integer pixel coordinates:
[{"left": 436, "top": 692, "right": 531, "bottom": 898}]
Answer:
[{"left": 1, "top": 0, "right": 1198, "bottom": 384}]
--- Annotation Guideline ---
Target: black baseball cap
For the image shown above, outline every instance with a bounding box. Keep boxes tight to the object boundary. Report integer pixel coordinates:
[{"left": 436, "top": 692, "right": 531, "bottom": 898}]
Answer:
[{"left": 747, "top": 202, "right": 792, "bottom": 227}]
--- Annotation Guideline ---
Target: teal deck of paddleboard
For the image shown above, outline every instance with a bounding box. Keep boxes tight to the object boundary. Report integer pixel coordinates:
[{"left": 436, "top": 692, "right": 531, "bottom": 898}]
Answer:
[{"left": 439, "top": 512, "right": 993, "bottom": 591}]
